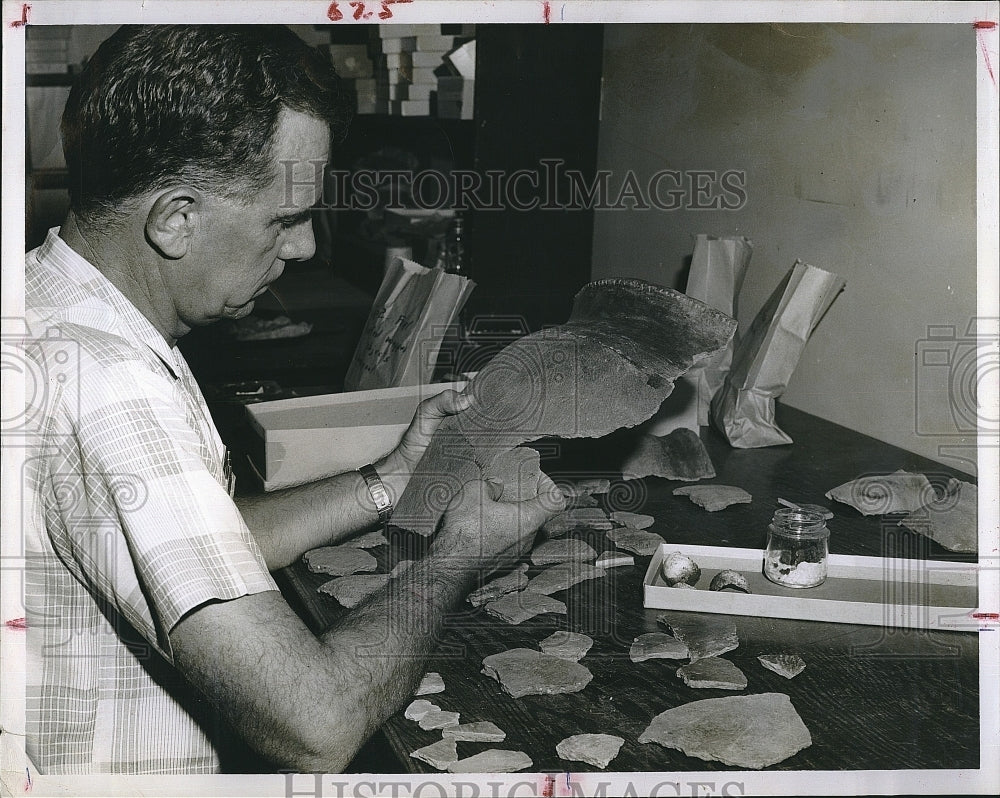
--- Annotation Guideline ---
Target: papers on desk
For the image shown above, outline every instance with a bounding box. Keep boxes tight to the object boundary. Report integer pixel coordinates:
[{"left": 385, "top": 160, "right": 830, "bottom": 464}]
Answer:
[{"left": 344, "top": 257, "right": 474, "bottom": 392}]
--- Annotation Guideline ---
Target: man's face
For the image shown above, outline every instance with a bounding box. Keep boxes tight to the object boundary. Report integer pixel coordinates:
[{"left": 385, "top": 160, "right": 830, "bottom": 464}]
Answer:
[{"left": 171, "top": 108, "right": 331, "bottom": 330}]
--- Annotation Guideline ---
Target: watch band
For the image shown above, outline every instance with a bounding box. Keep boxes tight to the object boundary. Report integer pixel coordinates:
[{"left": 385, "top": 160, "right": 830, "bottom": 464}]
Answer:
[{"left": 358, "top": 463, "right": 394, "bottom": 523}]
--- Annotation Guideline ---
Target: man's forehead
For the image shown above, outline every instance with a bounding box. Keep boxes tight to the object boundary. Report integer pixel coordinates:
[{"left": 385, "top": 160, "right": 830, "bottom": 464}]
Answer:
[{"left": 270, "top": 109, "right": 331, "bottom": 209}]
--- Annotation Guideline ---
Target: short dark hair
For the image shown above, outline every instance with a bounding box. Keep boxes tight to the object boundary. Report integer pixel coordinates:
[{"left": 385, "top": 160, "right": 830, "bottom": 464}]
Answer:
[{"left": 62, "top": 25, "right": 352, "bottom": 224}]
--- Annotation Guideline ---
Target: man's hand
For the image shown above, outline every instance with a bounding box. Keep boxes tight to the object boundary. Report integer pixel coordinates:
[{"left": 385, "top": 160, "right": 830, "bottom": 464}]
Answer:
[
  {"left": 377, "top": 389, "right": 471, "bottom": 503},
  {"left": 237, "top": 389, "right": 472, "bottom": 569},
  {"left": 171, "top": 471, "right": 562, "bottom": 773},
  {"left": 435, "top": 473, "right": 566, "bottom": 570}
]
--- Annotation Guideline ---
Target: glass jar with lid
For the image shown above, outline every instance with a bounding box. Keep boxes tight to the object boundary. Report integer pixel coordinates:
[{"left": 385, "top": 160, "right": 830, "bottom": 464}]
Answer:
[{"left": 764, "top": 508, "right": 830, "bottom": 588}]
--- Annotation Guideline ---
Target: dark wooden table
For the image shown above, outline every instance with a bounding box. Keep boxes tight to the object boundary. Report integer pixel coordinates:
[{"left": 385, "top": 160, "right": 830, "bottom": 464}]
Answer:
[{"left": 277, "top": 404, "right": 982, "bottom": 773}]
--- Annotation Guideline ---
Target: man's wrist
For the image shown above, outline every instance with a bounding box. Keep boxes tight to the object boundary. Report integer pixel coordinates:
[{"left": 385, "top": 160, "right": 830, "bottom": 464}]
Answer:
[
  {"left": 358, "top": 464, "right": 393, "bottom": 524},
  {"left": 373, "top": 453, "right": 410, "bottom": 511}
]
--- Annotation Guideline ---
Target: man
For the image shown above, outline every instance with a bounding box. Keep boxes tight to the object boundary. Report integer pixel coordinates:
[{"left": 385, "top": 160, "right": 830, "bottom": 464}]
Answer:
[{"left": 22, "top": 25, "right": 562, "bottom": 774}]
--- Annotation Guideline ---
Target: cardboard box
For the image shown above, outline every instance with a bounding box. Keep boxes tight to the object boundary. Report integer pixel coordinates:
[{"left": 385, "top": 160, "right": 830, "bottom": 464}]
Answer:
[
  {"left": 379, "top": 24, "right": 439, "bottom": 38},
  {"left": 643, "top": 544, "right": 977, "bottom": 631},
  {"left": 379, "top": 36, "right": 416, "bottom": 54},
  {"left": 412, "top": 50, "right": 447, "bottom": 67},
  {"left": 246, "top": 382, "right": 466, "bottom": 491},
  {"left": 417, "top": 34, "right": 457, "bottom": 51},
  {"left": 328, "top": 44, "right": 373, "bottom": 78},
  {"left": 385, "top": 52, "right": 413, "bottom": 70}
]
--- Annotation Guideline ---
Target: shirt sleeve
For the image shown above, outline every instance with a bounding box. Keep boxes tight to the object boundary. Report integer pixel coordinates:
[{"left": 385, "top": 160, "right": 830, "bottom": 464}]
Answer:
[{"left": 46, "top": 342, "right": 279, "bottom": 661}]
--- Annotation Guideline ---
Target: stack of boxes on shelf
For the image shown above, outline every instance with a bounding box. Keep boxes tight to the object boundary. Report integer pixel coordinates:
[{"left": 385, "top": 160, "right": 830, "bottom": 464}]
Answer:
[
  {"left": 25, "top": 27, "right": 72, "bottom": 75},
  {"left": 336, "top": 24, "right": 475, "bottom": 118}
]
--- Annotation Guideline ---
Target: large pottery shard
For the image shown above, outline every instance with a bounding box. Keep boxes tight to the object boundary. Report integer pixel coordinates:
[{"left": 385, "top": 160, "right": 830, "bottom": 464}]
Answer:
[
  {"left": 622, "top": 428, "right": 717, "bottom": 482},
  {"left": 482, "top": 648, "right": 593, "bottom": 698},
  {"left": 638, "top": 693, "right": 812, "bottom": 769},
  {"left": 394, "top": 280, "right": 737, "bottom": 535}
]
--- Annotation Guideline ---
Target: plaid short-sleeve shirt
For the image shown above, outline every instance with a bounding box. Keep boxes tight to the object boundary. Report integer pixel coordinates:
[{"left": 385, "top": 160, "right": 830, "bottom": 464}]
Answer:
[{"left": 22, "top": 229, "right": 279, "bottom": 774}]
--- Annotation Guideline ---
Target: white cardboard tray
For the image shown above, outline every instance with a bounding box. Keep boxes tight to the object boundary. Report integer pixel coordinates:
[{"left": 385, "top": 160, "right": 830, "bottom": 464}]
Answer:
[
  {"left": 643, "top": 544, "right": 978, "bottom": 632},
  {"left": 246, "top": 381, "right": 466, "bottom": 491}
]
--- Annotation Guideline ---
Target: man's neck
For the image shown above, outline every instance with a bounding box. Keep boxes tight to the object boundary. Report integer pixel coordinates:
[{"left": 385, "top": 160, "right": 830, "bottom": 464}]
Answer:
[{"left": 59, "top": 212, "right": 183, "bottom": 347}]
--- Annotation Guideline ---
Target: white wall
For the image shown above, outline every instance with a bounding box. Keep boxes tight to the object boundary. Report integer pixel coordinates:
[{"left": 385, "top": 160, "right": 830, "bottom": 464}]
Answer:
[{"left": 592, "top": 24, "right": 977, "bottom": 470}]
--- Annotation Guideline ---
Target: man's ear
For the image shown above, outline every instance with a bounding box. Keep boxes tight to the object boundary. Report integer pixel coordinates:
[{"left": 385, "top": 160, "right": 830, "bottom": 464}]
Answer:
[{"left": 145, "top": 187, "right": 202, "bottom": 259}]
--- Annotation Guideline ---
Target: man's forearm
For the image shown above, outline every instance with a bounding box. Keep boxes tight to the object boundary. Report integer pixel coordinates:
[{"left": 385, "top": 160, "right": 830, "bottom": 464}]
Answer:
[
  {"left": 173, "top": 549, "right": 485, "bottom": 773},
  {"left": 236, "top": 468, "right": 385, "bottom": 569},
  {"left": 318, "top": 552, "right": 480, "bottom": 690}
]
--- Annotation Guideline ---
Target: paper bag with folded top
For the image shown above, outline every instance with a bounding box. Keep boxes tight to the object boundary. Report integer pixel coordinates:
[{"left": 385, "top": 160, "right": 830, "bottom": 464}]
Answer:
[
  {"left": 638, "top": 235, "right": 752, "bottom": 436},
  {"left": 711, "top": 259, "right": 845, "bottom": 447},
  {"left": 344, "top": 257, "right": 475, "bottom": 392},
  {"left": 685, "top": 234, "right": 753, "bottom": 426}
]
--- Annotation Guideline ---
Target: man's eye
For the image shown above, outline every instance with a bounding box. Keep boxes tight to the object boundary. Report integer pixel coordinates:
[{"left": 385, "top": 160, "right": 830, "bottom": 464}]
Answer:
[{"left": 278, "top": 213, "right": 313, "bottom": 230}]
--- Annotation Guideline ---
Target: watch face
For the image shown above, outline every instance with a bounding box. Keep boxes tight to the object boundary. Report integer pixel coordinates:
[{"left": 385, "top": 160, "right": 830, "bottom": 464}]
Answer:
[{"left": 360, "top": 464, "right": 393, "bottom": 517}]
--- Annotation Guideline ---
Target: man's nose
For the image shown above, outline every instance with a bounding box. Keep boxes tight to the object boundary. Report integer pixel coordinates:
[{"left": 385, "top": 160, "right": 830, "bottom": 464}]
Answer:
[{"left": 278, "top": 221, "right": 317, "bottom": 262}]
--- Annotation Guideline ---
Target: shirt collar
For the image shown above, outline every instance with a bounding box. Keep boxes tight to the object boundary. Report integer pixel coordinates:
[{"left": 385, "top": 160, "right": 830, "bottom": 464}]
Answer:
[{"left": 38, "top": 228, "right": 181, "bottom": 380}]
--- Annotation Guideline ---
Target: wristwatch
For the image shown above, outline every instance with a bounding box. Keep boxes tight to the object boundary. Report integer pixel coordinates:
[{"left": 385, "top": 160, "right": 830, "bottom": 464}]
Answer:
[{"left": 358, "top": 463, "right": 394, "bottom": 525}]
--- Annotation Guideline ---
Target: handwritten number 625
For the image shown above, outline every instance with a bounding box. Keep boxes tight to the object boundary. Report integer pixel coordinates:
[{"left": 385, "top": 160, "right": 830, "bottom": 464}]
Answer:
[{"left": 327, "top": 1, "right": 411, "bottom": 22}]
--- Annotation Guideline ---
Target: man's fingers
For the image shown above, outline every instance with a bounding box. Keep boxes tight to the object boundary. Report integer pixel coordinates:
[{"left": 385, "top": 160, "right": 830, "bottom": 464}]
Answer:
[
  {"left": 417, "top": 389, "right": 471, "bottom": 421},
  {"left": 536, "top": 472, "right": 567, "bottom": 514},
  {"left": 445, "top": 478, "right": 487, "bottom": 515},
  {"left": 407, "top": 389, "right": 472, "bottom": 442}
]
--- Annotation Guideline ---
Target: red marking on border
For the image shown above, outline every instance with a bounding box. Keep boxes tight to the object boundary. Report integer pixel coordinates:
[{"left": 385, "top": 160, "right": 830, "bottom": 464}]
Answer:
[
  {"left": 349, "top": 1, "right": 372, "bottom": 20},
  {"left": 5, "top": 617, "right": 27, "bottom": 630},
  {"left": 972, "top": 612, "right": 999, "bottom": 620},
  {"left": 542, "top": 1, "right": 552, "bottom": 24},
  {"left": 327, "top": 1, "right": 343, "bottom": 21},
  {"left": 379, "top": 0, "right": 413, "bottom": 21},
  {"left": 975, "top": 22, "right": 997, "bottom": 87},
  {"left": 9, "top": 3, "right": 30, "bottom": 28},
  {"left": 540, "top": 774, "right": 555, "bottom": 798}
]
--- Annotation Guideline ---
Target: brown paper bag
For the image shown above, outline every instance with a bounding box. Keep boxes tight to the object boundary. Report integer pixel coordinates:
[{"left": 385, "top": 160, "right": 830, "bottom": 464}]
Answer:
[
  {"left": 711, "top": 259, "right": 845, "bottom": 447},
  {"left": 344, "top": 258, "right": 474, "bottom": 391},
  {"left": 685, "top": 234, "right": 753, "bottom": 426}
]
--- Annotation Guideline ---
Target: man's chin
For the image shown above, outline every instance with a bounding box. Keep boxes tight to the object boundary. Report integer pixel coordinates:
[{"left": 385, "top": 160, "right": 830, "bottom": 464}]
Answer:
[{"left": 222, "top": 300, "right": 255, "bottom": 320}]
